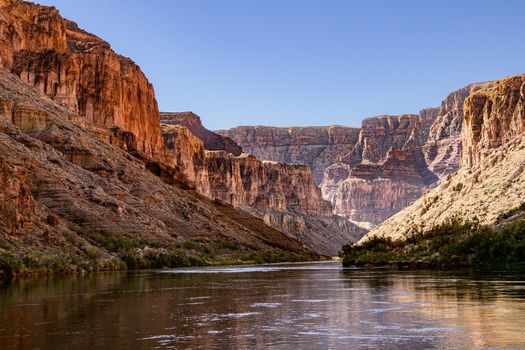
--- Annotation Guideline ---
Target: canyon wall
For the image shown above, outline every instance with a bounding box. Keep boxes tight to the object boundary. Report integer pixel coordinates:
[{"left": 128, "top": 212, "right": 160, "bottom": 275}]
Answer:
[
  {"left": 218, "top": 83, "right": 493, "bottom": 226},
  {"left": 0, "top": 66, "right": 312, "bottom": 265},
  {"left": 0, "top": 0, "right": 365, "bottom": 256},
  {"left": 160, "top": 114, "right": 365, "bottom": 255},
  {"left": 215, "top": 125, "right": 361, "bottom": 183},
  {"left": 362, "top": 74, "right": 525, "bottom": 242},
  {"left": 0, "top": 0, "right": 163, "bottom": 157}
]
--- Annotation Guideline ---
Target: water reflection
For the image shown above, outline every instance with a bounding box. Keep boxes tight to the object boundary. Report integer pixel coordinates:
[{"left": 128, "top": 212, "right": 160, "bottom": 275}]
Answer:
[{"left": 0, "top": 262, "right": 524, "bottom": 349}]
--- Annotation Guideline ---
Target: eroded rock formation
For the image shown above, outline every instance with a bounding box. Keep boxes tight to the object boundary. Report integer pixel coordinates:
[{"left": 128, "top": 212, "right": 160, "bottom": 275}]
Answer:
[
  {"left": 362, "top": 74, "right": 525, "bottom": 242},
  {"left": 161, "top": 112, "right": 242, "bottom": 156},
  {"left": 218, "top": 83, "right": 494, "bottom": 226},
  {"left": 0, "top": 0, "right": 163, "bottom": 157}
]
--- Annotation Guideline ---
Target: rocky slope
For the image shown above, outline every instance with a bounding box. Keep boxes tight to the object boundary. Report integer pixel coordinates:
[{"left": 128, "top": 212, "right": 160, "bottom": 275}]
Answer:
[
  {"left": 218, "top": 83, "right": 493, "bottom": 226},
  {"left": 361, "top": 75, "right": 525, "bottom": 242},
  {"left": 160, "top": 114, "right": 365, "bottom": 255},
  {"left": 0, "top": 0, "right": 364, "bottom": 258},
  {"left": 0, "top": 66, "right": 318, "bottom": 274}
]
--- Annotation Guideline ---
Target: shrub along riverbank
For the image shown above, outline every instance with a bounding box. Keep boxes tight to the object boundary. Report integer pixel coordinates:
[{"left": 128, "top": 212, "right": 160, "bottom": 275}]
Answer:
[
  {"left": 0, "top": 225, "right": 323, "bottom": 278},
  {"left": 341, "top": 217, "right": 525, "bottom": 269}
]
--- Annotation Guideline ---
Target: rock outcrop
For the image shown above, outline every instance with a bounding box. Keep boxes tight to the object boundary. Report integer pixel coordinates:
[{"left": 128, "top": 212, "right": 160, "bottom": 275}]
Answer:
[
  {"left": 159, "top": 122, "right": 365, "bottom": 255},
  {"left": 218, "top": 83, "right": 493, "bottom": 226},
  {"left": 161, "top": 112, "right": 242, "bottom": 156},
  {"left": 0, "top": 0, "right": 163, "bottom": 157},
  {"left": 0, "top": 66, "right": 313, "bottom": 268},
  {"left": 216, "top": 125, "right": 361, "bottom": 184},
  {"left": 361, "top": 75, "right": 525, "bottom": 242}
]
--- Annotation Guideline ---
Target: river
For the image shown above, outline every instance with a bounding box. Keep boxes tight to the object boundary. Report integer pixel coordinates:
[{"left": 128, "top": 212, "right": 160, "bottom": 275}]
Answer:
[{"left": 1, "top": 261, "right": 524, "bottom": 349}]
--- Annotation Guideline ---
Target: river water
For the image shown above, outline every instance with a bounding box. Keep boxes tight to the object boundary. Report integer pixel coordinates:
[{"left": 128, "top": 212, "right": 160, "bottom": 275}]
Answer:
[{"left": 1, "top": 261, "right": 525, "bottom": 349}]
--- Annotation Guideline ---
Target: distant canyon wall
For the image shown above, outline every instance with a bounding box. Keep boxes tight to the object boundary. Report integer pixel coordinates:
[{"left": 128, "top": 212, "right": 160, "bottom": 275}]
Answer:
[
  {"left": 218, "top": 82, "right": 493, "bottom": 226},
  {"left": 362, "top": 74, "right": 525, "bottom": 241}
]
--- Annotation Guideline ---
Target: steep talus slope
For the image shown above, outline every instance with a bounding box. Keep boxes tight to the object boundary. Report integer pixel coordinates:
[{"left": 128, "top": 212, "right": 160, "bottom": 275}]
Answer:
[
  {"left": 160, "top": 115, "right": 365, "bottom": 255},
  {"left": 0, "top": 67, "right": 313, "bottom": 270},
  {"left": 219, "top": 83, "right": 493, "bottom": 226},
  {"left": 361, "top": 75, "right": 525, "bottom": 241}
]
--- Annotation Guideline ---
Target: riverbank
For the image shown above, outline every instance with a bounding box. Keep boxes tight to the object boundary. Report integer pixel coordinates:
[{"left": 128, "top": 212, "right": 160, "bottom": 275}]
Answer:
[
  {"left": 341, "top": 216, "right": 525, "bottom": 269},
  {"left": 0, "top": 225, "right": 324, "bottom": 278}
]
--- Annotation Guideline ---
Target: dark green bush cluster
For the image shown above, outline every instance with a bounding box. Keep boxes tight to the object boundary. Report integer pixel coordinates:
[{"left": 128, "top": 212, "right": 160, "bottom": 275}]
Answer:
[{"left": 341, "top": 217, "right": 525, "bottom": 268}]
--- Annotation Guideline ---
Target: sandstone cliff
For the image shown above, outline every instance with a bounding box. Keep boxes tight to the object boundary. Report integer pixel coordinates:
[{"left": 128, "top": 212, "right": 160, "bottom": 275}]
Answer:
[
  {"left": 161, "top": 112, "right": 242, "bottom": 156},
  {"left": 0, "top": 66, "right": 316, "bottom": 272},
  {"left": 361, "top": 75, "right": 525, "bottom": 242},
  {"left": 218, "top": 83, "right": 493, "bottom": 226},
  {"left": 0, "top": 0, "right": 163, "bottom": 157}
]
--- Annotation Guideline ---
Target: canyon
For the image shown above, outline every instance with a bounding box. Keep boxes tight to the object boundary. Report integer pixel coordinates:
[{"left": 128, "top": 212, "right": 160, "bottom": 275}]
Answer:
[
  {"left": 0, "top": 0, "right": 523, "bottom": 272},
  {"left": 0, "top": 0, "right": 363, "bottom": 263},
  {"left": 362, "top": 74, "right": 525, "bottom": 242},
  {"left": 218, "top": 82, "right": 494, "bottom": 226}
]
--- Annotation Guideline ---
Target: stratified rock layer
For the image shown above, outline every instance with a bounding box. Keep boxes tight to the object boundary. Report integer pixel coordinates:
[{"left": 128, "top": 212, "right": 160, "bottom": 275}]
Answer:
[
  {"left": 219, "top": 83, "right": 493, "bottom": 226},
  {"left": 0, "top": 0, "right": 163, "bottom": 157},
  {"left": 161, "top": 112, "right": 242, "bottom": 156},
  {"left": 361, "top": 75, "right": 525, "bottom": 242}
]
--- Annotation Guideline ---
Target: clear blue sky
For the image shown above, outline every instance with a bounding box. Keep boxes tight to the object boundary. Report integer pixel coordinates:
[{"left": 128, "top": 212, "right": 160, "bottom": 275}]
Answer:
[{"left": 39, "top": 0, "right": 525, "bottom": 130}]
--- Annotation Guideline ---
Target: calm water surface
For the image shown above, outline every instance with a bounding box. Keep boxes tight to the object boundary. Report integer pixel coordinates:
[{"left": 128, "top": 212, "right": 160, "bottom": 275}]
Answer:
[{"left": 1, "top": 261, "right": 525, "bottom": 349}]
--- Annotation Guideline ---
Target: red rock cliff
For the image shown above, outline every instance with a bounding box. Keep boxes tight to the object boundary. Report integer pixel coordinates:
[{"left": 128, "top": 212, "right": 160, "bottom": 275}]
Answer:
[
  {"left": 0, "top": 0, "right": 163, "bottom": 157},
  {"left": 462, "top": 75, "right": 525, "bottom": 167},
  {"left": 219, "top": 84, "right": 492, "bottom": 226}
]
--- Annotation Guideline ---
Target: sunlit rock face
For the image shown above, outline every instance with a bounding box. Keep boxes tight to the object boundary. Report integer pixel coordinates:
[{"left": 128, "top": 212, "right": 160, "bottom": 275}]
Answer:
[
  {"left": 218, "top": 83, "right": 494, "bottom": 226},
  {"left": 159, "top": 115, "right": 366, "bottom": 255},
  {"left": 462, "top": 76, "right": 525, "bottom": 168},
  {"left": 161, "top": 112, "right": 242, "bottom": 156},
  {"left": 362, "top": 74, "right": 525, "bottom": 242},
  {"left": 0, "top": 0, "right": 163, "bottom": 158}
]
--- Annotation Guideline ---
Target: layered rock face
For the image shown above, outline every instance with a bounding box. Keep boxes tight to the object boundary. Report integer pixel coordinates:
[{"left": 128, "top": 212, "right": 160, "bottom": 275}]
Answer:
[
  {"left": 362, "top": 74, "right": 525, "bottom": 242},
  {"left": 160, "top": 123, "right": 210, "bottom": 195},
  {"left": 205, "top": 151, "right": 332, "bottom": 215},
  {"left": 219, "top": 84, "right": 493, "bottom": 226},
  {"left": 424, "top": 82, "right": 494, "bottom": 177},
  {"left": 0, "top": 67, "right": 311, "bottom": 264},
  {"left": 0, "top": 0, "right": 163, "bottom": 157},
  {"left": 462, "top": 76, "right": 525, "bottom": 167},
  {"left": 216, "top": 125, "right": 361, "bottom": 184},
  {"left": 161, "top": 112, "right": 242, "bottom": 156},
  {"left": 159, "top": 121, "right": 365, "bottom": 255}
]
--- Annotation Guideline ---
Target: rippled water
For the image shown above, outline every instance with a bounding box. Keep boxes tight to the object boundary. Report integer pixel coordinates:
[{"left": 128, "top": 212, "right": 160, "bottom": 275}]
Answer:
[{"left": 1, "top": 261, "right": 525, "bottom": 349}]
